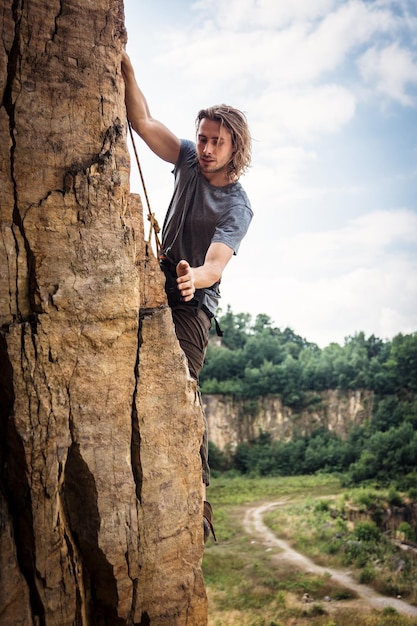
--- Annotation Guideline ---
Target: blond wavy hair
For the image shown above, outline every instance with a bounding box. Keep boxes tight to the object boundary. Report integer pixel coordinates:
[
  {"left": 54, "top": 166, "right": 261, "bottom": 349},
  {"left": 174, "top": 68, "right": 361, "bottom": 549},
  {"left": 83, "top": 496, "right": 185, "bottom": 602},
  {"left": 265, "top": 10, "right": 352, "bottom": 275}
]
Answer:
[{"left": 195, "top": 105, "right": 252, "bottom": 182}]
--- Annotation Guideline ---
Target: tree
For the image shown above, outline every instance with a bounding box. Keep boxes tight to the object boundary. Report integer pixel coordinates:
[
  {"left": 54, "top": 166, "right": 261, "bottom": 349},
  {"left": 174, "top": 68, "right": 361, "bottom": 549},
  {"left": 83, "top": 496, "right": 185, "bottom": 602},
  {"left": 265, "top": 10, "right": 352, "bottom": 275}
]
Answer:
[
  {"left": 214, "top": 306, "right": 251, "bottom": 350},
  {"left": 388, "top": 333, "right": 417, "bottom": 391}
]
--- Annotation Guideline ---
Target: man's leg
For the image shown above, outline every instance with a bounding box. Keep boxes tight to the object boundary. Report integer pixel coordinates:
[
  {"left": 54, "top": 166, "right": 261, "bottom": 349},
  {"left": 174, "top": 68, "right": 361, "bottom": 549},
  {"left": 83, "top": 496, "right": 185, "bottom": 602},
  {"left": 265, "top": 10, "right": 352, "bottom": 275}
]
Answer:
[
  {"left": 171, "top": 304, "right": 210, "bottom": 380},
  {"left": 171, "top": 304, "right": 211, "bottom": 483}
]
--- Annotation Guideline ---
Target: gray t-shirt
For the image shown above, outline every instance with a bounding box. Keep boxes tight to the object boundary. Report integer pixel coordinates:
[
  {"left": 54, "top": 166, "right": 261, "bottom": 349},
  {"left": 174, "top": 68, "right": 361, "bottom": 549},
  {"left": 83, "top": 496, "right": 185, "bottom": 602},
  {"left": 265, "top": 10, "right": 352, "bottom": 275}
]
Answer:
[{"left": 161, "top": 139, "right": 253, "bottom": 315}]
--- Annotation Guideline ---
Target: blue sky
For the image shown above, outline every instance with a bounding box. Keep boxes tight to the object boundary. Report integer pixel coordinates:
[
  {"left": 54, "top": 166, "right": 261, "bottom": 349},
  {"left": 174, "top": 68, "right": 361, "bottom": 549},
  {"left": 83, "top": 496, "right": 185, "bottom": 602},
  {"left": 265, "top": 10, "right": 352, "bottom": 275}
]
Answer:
[{"left": 123, "top": 0, "right": 417, "bottom": 347}]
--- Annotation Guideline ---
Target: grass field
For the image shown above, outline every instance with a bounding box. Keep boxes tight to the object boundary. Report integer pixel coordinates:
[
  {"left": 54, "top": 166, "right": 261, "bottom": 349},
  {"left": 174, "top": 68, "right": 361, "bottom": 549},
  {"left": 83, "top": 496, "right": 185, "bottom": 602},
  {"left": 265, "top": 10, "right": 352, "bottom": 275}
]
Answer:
[{"left": 203, "top": 474, "right": 417, "bottom": 626}]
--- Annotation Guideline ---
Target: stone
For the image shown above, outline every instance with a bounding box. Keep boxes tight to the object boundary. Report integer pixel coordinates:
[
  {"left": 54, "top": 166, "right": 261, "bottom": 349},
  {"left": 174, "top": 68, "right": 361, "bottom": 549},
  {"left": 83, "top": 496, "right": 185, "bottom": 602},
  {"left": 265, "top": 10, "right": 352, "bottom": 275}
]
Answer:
[
  {"left": 203, "top": 389, "right": 374, "bottom": 452},
  {"left": 0, "top": 1, "right": 207, "bottom": 624}
]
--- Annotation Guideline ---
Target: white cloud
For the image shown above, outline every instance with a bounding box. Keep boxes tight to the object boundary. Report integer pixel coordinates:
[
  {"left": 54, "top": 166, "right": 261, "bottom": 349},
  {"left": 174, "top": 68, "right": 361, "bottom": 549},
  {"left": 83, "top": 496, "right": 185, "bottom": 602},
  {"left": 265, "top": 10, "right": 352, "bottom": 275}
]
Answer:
[
  {"left": 358, "top": 43, "right": 417, "bottom": 105},
  {"left": 275, "top": 208, "right": 417, "bottom": 276},
  {"left": 249, "top": 145, "right": 317, "bottom": 186},
  {"left": 251, "top": 84, "right": 356, "bottom": 143},
  {"left": 164, "top": 0, "right": 395, "bottom": 86},
  {"left": 124, "top": 0, "right": 417, "bottom": 346},
  {"left": 153, "top": 0, "right": 405, "bottom": 146},
  {"left": 349, "top": 208, "right": 417, "bottom": 246},
  {"left": 225, "top": 253, "right": 417, "bottom": 347},
  {"left": 220, "top": 207, "right": 417, "bottom": 345},
  {"left": 193, "top": 0, "right": 337, "bottom": 30}
]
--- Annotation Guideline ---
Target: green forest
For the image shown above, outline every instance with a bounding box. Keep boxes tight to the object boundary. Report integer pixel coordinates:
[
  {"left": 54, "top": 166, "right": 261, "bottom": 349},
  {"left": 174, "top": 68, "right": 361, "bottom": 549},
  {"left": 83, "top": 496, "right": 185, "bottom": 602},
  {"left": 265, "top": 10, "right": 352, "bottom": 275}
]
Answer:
[{"left": 202, "top": 307, "right": 417, "bottom": 488}]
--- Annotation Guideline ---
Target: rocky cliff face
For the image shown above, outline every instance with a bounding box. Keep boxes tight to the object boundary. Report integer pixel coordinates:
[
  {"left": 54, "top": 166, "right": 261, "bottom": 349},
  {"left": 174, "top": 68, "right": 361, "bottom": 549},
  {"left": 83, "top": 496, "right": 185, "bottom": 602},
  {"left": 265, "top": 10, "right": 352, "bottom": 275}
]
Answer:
[
  {"left": 0, "top": 2, "right": 206, "bottom": 625},
  {"left": 203, "top": 389, "right": 374, "bottom": 451}
]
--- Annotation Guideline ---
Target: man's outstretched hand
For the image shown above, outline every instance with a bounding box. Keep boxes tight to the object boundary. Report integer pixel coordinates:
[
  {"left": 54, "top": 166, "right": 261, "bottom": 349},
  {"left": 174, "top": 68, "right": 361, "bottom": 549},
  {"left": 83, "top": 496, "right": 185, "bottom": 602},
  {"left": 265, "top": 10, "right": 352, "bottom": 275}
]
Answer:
[{"left": 176, "top": 260, "right": 196, "bottom": 302}]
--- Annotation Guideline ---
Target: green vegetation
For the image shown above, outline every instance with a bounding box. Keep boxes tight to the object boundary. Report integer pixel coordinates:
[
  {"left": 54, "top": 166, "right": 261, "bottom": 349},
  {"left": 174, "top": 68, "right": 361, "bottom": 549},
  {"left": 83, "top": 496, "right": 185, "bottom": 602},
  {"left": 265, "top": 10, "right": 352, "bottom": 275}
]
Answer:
[
  {"left": 208, "top": 429, "right": 417, "bottom": 487},
  {"left": 264, "top": 486, "right": 417, "bottom": 605},
  {"left": 202, "top": 307, "right": 417, "bottom": 399},
  {"left": 204, "top": 475, "right": 417, "bottom": 626},
  {"left": 202, "top": 311, "right": 417, "bottom": 622},
  {"left": 202, "top": 307, "right": 417, "bottom": 484}
]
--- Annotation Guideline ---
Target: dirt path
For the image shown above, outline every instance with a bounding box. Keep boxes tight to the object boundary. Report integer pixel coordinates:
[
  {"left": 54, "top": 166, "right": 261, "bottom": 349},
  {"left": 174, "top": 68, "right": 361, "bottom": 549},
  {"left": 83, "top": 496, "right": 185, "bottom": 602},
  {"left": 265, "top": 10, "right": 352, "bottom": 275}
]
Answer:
[{"left": 243, "top": 501, "right": 417, "bottom": 619}]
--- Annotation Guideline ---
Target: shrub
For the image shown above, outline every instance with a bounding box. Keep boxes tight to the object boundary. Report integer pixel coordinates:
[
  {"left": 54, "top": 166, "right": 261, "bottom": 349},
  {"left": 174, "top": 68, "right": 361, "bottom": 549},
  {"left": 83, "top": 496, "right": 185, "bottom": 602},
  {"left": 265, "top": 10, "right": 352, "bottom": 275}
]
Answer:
[
  {"left": 408, "top": 487, "right": 417, "bottom": 501},
  {"left": 208, "top": 441, "right": 233, "bottom": 472},
  {"left": 397, "top": 522, "right": 415, "bottom": 542},
  {"left": 382, "top": 606, "right": 398, "bottom": 615},
  {"left": 359, "top": 565, "right": 375, "bottom": 583},
  {"left": 308, "top": 603, "right": 327, "bottom": 616},
  {"left": 353, "top": 488, "right": 381, "bottom": 510},
  {"left": 314, "top": 499, "right": 330, "bottom": 513},
  {"left": 333, "top": 589, "right": 356, "bottom": 600},
  {"left": 344, "top": 539, "right": 365, "bottom": 563},
  {"left": 324, "top": 538, "right": 343, "bottom": 555},
  {"left": 388, "top": 486, "right": 403, "bottom": 507},
  {"left": 354, "top": 520, "right": 381, "bottom": 542}
]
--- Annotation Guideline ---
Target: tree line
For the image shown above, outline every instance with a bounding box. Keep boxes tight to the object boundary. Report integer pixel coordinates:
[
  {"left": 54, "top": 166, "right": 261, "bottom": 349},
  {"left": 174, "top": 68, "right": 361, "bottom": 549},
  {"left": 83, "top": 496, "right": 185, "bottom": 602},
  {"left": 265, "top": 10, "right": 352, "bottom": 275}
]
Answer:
[{"left": 203, "top": 307, "right": 417, "bottom": 485}]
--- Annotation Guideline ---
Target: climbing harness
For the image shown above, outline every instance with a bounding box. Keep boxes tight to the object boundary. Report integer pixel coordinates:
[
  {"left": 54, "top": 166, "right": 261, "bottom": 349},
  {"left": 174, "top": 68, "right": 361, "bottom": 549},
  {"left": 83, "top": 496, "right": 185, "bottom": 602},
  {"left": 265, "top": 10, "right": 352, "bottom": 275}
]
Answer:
[{"left": 127, "top": 120, "right": 161, "bottom": 256}]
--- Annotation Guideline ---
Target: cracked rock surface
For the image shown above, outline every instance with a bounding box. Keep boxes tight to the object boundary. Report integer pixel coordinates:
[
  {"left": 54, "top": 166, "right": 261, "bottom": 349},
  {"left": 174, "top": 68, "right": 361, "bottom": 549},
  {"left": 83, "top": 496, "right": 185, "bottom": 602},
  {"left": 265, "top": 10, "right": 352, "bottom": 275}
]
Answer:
[{"left": 0, "top": 2, "right": 207, "bottom": 625}]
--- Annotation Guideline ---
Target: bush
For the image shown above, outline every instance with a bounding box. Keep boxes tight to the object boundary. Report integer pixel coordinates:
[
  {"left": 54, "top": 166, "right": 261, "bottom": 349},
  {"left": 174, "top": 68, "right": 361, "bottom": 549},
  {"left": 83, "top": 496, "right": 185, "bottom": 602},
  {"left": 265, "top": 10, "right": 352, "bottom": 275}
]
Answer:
[
  {"left": 208, "top": 441, "right": 232, "bottom": 472},
  {"left": 397, "top": 522, "right": 415, "bottom": 542},
  {"left": 354, "top": 520, "right": 381, "bottom": 542},
  {"left": 344, "top": 539, "right": 366, "bottom": 562},
  {"left": 313, "top": 499, "right": 330, "bottom": 513},
  {"left": 353, "top": 488, "right": 381, "bottom": 510},
  {"left": 408, "top": 487, "right": 417, "bottom": 501},
  {"left": 388, "top": 486, "right": 403, "bottom": 507},
  {"left": 382, "top": 606, "right": 398, "bottom": 615},
  {"left": 333, "top": 589, "right": 356, "bottom": 600},
  {"left": 359, "top": 565, "right": 375, "bottom": 583},
  {"left": 324, "top": 538, "right": 343, "bottom": 555}
]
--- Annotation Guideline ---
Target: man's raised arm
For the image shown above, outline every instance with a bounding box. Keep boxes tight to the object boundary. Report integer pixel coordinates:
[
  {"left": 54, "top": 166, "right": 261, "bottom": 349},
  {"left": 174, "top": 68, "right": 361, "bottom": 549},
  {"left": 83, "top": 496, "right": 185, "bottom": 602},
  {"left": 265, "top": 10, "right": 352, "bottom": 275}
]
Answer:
[{"left": 121, "top": 51, "right": 181, "bottom": 165}]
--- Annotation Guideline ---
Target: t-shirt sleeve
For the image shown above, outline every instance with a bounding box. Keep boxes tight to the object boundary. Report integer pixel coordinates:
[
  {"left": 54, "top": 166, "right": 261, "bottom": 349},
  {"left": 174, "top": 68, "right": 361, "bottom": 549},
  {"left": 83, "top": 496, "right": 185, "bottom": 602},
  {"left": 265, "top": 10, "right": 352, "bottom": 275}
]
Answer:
[
  {"left": 212, "top": 203, "right": 253, "bottom": 254},
  {"left": 173, "top": 139, "right": 196, "bottom": 175}
]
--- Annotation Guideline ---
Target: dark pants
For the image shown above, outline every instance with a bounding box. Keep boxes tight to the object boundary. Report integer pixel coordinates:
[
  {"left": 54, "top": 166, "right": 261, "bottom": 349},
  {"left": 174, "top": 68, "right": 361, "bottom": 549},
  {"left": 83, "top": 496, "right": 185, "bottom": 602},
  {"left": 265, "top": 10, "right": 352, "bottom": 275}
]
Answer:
[{"left": 171, "top": 304, "right": 211, "bottom": 486}]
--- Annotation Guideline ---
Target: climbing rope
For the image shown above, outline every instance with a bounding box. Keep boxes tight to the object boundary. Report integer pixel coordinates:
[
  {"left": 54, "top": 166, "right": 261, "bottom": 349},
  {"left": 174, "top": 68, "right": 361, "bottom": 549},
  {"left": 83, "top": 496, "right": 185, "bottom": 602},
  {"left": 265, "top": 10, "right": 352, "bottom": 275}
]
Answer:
[{"left": 127, "top": 120, "right": 162, "bottom": 256}]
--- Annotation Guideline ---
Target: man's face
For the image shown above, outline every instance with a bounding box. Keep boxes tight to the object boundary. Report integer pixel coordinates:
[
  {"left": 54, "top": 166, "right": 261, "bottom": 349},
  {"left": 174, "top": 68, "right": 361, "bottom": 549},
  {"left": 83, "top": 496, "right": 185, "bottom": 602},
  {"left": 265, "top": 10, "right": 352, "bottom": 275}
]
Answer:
[{"left": 196, "top": 118, "right": 235, "bottom": 185}]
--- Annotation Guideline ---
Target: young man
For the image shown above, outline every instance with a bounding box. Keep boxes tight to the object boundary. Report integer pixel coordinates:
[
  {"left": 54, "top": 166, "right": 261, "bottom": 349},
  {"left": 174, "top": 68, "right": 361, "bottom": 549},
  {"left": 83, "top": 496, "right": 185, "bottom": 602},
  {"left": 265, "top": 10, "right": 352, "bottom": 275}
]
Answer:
[{"left": 121, "top": 51, "right": 253, "bottom": 541}]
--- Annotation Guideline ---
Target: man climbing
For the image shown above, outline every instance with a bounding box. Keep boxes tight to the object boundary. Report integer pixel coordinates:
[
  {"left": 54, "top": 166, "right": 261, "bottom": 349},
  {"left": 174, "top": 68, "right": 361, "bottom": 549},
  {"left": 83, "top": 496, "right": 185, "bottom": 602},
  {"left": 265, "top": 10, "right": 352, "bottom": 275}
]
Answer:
[{"left": 121, "top": 51, "right": 253, "bottom": 542}]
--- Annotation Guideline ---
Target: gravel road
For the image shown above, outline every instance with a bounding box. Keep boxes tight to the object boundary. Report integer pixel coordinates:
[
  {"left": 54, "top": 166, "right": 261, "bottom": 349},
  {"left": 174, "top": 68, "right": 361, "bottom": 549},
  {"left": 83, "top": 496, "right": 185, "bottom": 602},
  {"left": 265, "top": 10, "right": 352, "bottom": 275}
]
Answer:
[{"left": 243, "top": 501, "right": 417, "bottom": 619}]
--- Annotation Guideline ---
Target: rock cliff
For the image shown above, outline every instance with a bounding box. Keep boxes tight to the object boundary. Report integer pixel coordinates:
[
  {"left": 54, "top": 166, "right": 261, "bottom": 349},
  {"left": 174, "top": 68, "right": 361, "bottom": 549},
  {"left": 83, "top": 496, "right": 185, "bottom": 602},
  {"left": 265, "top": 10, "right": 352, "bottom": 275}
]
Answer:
[
  {"left": 203, "top": 390, "right": 374, "bottom": 451},
  {"left": 0, "top": 2, "right": 206, "bottom": 625}
]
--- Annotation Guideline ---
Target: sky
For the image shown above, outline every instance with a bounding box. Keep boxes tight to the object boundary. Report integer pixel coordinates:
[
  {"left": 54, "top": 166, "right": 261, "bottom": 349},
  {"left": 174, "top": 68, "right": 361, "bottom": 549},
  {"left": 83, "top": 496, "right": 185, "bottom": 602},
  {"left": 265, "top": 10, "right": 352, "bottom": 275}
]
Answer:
[{"left": 123, "top": 0, "right": 417, "bottom": 347}]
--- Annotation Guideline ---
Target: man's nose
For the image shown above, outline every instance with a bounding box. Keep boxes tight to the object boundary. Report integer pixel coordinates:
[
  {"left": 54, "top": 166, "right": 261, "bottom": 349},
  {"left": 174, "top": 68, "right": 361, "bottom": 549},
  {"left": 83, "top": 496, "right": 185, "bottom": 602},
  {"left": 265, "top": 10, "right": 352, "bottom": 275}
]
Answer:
[{"left": 203, "top": 143, "right": 212, "bottom": 154}]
